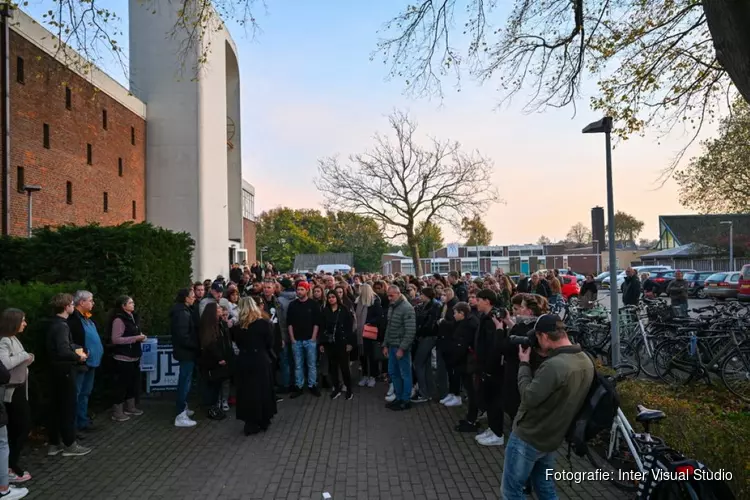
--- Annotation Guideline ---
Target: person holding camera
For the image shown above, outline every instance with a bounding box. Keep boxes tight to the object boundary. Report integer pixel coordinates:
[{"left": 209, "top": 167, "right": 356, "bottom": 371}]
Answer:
[
  {"left": 501, "top": 315, "right": 594, "bottom": 499},
  {"left": 473, "top": 289, "right": 506, "bottom": 447}
]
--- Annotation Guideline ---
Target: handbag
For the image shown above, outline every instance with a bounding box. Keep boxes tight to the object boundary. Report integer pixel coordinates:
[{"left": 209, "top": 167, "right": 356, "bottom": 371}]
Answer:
[
  {"left": 363, "top": 324, "right": 378, "bottom": 340},
  {"left": 207, "top": 363, "right": 230, "bottom": 382}
]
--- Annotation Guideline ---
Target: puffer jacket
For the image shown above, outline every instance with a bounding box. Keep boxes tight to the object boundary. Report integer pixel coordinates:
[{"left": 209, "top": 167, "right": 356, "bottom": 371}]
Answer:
[{"left": 384, "top": 296, "right": 416, "bottom": 351}]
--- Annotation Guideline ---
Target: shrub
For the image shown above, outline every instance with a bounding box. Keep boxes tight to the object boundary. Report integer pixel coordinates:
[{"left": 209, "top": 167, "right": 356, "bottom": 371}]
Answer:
[
  {"left": 617, "top": 379, "right": 749, "bottom": 498},
  {"left": 0, "top": 222, "right": 194, "bottom": 335},
  {"left": 0, "top": 281, "right": 86, "bottom": 421}
]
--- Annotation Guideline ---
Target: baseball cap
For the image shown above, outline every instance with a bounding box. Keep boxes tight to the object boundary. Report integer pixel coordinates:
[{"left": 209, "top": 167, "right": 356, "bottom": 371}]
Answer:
[
  {"left": 533, "top": 314, "right": 559, "bottom": 334},
  {"left": 296, "top": 281, "right": 311, "bottom": 291},
  {"left": 211, "top": 282, "right": 225, "bottom": 293}
]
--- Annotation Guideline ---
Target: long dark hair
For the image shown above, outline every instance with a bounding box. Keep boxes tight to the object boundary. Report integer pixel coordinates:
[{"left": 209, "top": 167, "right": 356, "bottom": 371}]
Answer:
[
  {"left": 0, "top": 308, "right": 24, "bottom": 338},
  {"left": 325, "top": 290, "right": 342, "bottom": 310},
  {"left": 199, "top": 302, "right": 220, "bottom": 347},
  {"left": 106, "top": 295, "right": 134, "bottom": 339}
]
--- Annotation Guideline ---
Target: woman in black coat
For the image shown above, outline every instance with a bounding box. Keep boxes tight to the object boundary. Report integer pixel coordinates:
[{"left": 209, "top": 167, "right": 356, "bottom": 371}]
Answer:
[
  {"left": 449, "top": 302, "right": 481, "bottom": 432},
  {"left": 198, "top": 302, "right": 232, "bottom": 420},
  {"left": 319, "top": 291, "right": 355, "bottom": 400},
  {"left": 232, "top": 298, "right": 277, "bottom": 436}
]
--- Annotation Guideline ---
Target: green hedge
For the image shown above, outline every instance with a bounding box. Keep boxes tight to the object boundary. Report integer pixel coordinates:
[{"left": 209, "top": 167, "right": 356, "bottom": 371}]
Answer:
[
  {"left": 617, "top": 379, "right": 749, "bottom": 499},
  {"left": 0, "top": 222, "right": 194, "bottom": 335}
]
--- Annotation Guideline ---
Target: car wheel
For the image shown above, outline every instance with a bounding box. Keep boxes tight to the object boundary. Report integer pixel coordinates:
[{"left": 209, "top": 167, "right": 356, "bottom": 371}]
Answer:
[{"left": 697, "top": 288, "right": 707, "bottom": 299}]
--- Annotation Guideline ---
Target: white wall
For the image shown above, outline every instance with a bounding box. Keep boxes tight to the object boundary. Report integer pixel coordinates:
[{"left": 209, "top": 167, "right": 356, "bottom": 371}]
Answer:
[
  {"left": 129, "top": 0, "right": 237, "bottom": 280},
  {"left": 225, "top": 40, "right": 243, "bottom": 243}
]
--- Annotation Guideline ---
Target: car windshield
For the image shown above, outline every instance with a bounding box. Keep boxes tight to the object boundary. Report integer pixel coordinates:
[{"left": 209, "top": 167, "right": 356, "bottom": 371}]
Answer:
[
  {"left": 706, "top": 273, "right": 727, "bottom": 281},
  {"left": 684, "top": 273, "right": 697, "bottom": 280}
]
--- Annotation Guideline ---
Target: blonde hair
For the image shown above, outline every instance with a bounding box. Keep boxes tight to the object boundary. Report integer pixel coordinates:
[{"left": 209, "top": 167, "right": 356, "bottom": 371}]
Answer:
[
  {"left": 237, "top": 297, "right": 263, "bottom": 329},
  {"left": 357, "top": 283, "right": 376, "bottom": 307}
]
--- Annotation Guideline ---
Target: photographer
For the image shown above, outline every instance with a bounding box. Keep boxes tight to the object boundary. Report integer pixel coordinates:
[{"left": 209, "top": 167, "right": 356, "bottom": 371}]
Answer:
[
  {"left": 501, "top": 315, "right": 594, "bottom": 500},
  {"left": 473, "top": 289, "right": 506, "bottom": 447}
]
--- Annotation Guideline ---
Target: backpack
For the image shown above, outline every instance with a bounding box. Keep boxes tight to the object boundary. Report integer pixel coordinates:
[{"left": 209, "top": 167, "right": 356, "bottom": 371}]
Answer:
[{"left": 566, "top": 353, "right": 620, "bottom": 456}]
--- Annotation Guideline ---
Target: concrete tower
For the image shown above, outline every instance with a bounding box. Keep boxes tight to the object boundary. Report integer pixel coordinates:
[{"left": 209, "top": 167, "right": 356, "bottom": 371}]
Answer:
[{"left": 128, "top": 0, "right": 243, "bottom": 280}]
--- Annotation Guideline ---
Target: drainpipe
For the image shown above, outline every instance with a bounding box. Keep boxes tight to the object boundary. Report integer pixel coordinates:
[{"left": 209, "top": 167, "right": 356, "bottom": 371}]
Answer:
[{"left": 0, "top": 5, "right": 11, "bottom": 236}]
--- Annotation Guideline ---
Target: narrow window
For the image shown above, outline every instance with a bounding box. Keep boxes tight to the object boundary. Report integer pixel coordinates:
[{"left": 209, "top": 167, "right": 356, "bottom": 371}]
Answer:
[
  {"left": 65, "top": 86, "right": 71, "bottom": 109},
  {"left": 103, "top": 192, "right": 108, "bottom": 212},
  {"left": 130, "top": 126, "right": 135, "bottom": 145},
  {"left": 102, "top": 109, "right": 107, "bottom": 130},
  {"left": 86, "top": 144, "right": 92, "bottom": 165},
  {"left": 118, "top": 157, "right": 123, "bottom": 177},
  {"left": 16, "top": 57, "right": 24, "bottom": 84},
  {"left": 132, "top": 200, "right": 136, "bottom": 220},
  {"left": 16, "top": 167, "right": 24, "bottom": 193},
  {"left": 43, "top": 123, "right": 50, "bottom": 149},
  {"left": 66, "top": 181, "right": 73, "bottom": 204}
]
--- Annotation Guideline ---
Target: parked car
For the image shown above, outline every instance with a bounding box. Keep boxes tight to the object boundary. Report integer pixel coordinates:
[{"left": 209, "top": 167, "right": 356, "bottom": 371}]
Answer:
[
  {"left": 594, "top": 270, "right": 621, "bottom": 286},
  {"left": 739, "top": 264, "right": 750, "bottom": 301},
  {"left": 649, "top": 269, "right": 697, "bottom": 296},
  {"left": 602, "top": 265, "right": 672, "bottom": 289},
  {"left": 560, "top": 275, "right": 580, "bottom": 300},
  {"left": 684, "top": 271, "right": 718, "bottom": 299},
  {"left": 703, "top": 271, "right": 741, "bottom": 300},
  {"left": 557, "top": 269, "right": 585, "bottom": 284}
]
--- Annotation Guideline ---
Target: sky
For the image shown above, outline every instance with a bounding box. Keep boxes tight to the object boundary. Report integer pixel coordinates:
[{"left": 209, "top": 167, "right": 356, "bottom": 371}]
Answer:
[{"left": 25, "top": 0, "right": 719, "bottom": 246}]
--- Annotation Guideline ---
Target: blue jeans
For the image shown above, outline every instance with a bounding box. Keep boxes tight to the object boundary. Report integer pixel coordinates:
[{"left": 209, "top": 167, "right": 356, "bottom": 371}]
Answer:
[
  {"left": 279, "top": 343, "right": 292, "bottom": 388},
  {"left": 0, "top": 427, "right": 8, "bottom": 488},
  {"left": 176, "top": 360, "right": 195, "bottom": 415},
  {"left": 388, "top": 346, "right": 412, "bottom": 402},
  {"left": 501, "top": 432, "right": 558, "bottom": 500},
  {"left": 75, "top": 368, "right": 96, "bottom": 430},
  {"left": 292, "top": 339, "right": 317, "bottom": 389}
]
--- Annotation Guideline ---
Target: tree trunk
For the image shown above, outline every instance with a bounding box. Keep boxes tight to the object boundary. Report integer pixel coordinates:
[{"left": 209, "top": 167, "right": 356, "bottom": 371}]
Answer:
[
  {"left": 408, "top": 237, "right": 423, "bottom": 276},
  {"left": 703, "top": 0, "right": 750, "bottom": 105}
]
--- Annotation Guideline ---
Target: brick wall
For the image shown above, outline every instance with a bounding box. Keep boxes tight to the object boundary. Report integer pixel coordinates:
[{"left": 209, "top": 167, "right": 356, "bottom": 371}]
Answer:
[
  {"left": 4, "top": 31, "right": 146, "bottom": 237},
  {"left": 243, "top": 218, "right": 256, "bottom": 262}
]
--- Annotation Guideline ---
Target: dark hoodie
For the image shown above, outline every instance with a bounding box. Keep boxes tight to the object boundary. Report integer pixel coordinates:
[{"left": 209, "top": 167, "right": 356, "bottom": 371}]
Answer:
[{"left": 170, "top": 302, "right": 198, "bottom": 362}]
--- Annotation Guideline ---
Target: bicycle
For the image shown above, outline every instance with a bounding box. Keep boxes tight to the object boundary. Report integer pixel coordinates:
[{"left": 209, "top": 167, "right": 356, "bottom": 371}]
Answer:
[{"left": 586, "top": 366, "right": 735, "bottom": 498}]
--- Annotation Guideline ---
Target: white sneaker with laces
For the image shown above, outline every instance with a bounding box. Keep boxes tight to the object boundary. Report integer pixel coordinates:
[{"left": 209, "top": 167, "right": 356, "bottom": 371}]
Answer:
[
  {"left": 477, "top": 430, "right": 504, "bottom": 447},
  {"left": 475, "top": 429, "right": 491, "bottom": 442},
  {"left": 385, "top": 383, "right": 394, "bottom": 399},
  {"left": 185, "top": 405, "right": 195, "bottom": 417},
  {"left": 439, "top": 394, "right": 453, "bottom": 405},
  {"left": 385, "top": 392, "right": 397, "bottom": 403},
  {"left": 445, "top": 395, "right": 462, "bottom": 407},
  {"left": 366, "top": 377, "right": 376, "bottom": 388},
  {"left": 358, "top": 377, "right": 368, "bottom": 387},
  {"left": 221, "top": 399, "right": 230, "bottom": 412},
  {"left": 174, "top": 411, "right": 197, "bottom": 428},
  {"left": 0, "top": 485, "right": 29, "bottom": 499}
]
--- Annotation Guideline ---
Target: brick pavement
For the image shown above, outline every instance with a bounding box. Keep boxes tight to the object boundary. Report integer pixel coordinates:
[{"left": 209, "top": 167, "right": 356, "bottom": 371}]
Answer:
[{"left": 22, "top": 387, "right": 625, "bottom": 500}]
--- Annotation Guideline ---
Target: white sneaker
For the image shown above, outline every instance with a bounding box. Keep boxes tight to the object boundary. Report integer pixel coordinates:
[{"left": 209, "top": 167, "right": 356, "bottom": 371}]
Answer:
[
  {"left": 475, "top": 429, "right": 491, "bottom": 442},
  {"left": 174, "top": 411, "right": 197, "bottom": 428},
  {"left": 439, "top": 394, "right": 453, "bottom": 405},
  {"left": 445, "top": 395, "right": 462, "bottom": 407},
  {"left": 366, "top": 377, "right": 376, "bottom": 388},
  {"left": 0, "top": 485, "right": 29, "bottom": 499},
  {"left": 221, "top": 400, "right": 230, "bottom": 412},
  {"left": 385, "top": 392, "right": 397, "bottom": 403},
  {"left": 477, "top": 430, "right": 504, "bottom": 447},
  {"left": 411, "top": 385, "right": 418, "bottom": 398},
  {"left": 385, "top": 383, "right": 394, "bottom": 398},
  {"left": 185, "top": 405, "right": 195, "bottom": 417},
  {"left": 358, "top": 377, "right": 368, "bottom": 387}
]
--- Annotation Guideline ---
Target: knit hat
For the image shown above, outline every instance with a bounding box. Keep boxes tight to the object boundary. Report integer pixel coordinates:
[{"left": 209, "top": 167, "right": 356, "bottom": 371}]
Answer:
[{"left": 296, "top": 281, "right": 311, "bottom": 291}]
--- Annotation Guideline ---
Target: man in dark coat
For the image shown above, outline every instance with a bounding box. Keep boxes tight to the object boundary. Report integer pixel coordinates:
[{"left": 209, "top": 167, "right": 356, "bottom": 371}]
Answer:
[
  {"left": 622, "top": 267, "right": 641, "bottom": 306},
  {"left": 171, "top": 288, "right": 199, "bottom": 427}
]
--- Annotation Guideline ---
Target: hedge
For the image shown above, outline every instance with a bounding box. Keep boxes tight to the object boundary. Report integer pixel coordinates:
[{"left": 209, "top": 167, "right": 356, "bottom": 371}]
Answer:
[
  {"left": 617, "top": 379, "right": 749, "bottom": 499},
  {"left": 0, "top": 222, "right": 194, "bottom": 335}
]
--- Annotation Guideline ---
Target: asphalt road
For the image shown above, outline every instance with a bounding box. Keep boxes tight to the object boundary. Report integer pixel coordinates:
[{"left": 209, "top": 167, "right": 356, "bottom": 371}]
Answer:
[{"left": 595, "top": 290, "right": 716, "bottom": 310}]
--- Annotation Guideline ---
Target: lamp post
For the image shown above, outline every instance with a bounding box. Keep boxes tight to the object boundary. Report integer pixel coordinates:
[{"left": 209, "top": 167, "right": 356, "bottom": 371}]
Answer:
[
  {"left": 720, "top": 221, "right": 734, "bottom": 271},
  {"left": 23, "top": 184, "right": 41, "bottom": 238},
  {"left": 260, "top": 246, "right": 269, "bottom": 265},
  {"left": 583, "top": 117, "right": 620, "bottom": 368}
]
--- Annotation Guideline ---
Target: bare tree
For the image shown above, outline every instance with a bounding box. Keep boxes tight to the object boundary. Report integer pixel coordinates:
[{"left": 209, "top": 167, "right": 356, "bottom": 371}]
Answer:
[
  {"left": 375, "top": 0, "right": 750, "bottom": 171},
  {"left": 315, "top": 111, "right": 500, "bottom": 276},
  {"left": 566, "top": 222, "right": 592, "bottom": 246}
]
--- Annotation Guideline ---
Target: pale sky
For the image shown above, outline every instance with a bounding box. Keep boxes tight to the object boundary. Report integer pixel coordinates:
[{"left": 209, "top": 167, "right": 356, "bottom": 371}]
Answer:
[{"left": 25, "top": 0, "right": 717, "bottom": 246}]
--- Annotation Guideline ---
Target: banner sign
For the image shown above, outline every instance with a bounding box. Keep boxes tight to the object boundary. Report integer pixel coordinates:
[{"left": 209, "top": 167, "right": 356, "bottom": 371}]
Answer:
[
  {"left": 140, "top": 338, "right": 159, "bottom": 372},
  {"left": 145, "top": 341, "right": 181, "bottom": 392}
]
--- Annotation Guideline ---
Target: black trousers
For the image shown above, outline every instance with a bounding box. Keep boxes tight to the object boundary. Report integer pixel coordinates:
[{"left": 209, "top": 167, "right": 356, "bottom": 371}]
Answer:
[
  {"left": 48, "top": 370, "right": 77, "bottom": 447},
  {"left": 113, "top": 359, "right": 140, "bottom": 404},
  {"left": 447, "top": 366, "right": 461, "bottom": 395},
  {"left": 326, "top": 344, "right": 352, "bottom": 391},
  {"left": 6, "top": 385, "right": 31, "bottom": 475},
  {"left": 482, "top": 374, "right": 504, "bottom": 436},
  {"left": 462, "top": 372, "right": 479, "bottom": 423},
  {"left": 360, "top": 338, "right": 380, "bottom": 378}
]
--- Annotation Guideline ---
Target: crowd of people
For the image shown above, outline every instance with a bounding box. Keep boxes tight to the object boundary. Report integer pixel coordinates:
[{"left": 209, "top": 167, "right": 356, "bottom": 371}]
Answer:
[{"left": 0, "top": 262, "right": 598, "bottom": 499}]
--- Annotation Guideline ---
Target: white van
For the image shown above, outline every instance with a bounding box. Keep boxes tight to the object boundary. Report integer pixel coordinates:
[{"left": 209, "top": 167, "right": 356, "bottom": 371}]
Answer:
[{"left": 315, "top": 264, "right": 352, "bottom": 274}]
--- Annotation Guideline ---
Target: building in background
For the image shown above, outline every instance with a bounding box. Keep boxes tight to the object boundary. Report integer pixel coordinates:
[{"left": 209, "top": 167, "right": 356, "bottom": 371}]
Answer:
[
  {"left": 0, "top": 6, "right": 256, "bottom": 280},
  {"left": 242, "top": 180, "right": 256, "bottom": 264}
]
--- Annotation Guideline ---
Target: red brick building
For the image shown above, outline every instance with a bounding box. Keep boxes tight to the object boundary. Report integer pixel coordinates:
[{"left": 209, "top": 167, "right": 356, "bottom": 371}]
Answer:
[{"left": 1, "top": 12, "right": 146, "bottom": 238}]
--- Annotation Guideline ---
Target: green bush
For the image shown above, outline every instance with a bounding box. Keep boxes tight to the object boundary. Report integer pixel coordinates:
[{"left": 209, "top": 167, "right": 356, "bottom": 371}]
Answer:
[
  {"left": 617, "top": 379, "right": 750, "bottom": 499},
  {"left": 0, "top": 281, "right": 86, "bottom": 421},
  {"left": 0, "top": 222, "right": 194, "bottom": 335}
]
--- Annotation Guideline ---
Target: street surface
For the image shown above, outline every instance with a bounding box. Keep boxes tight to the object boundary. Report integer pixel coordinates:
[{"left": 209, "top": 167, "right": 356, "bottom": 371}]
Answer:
[{"left": 22, "top": 388, "right": 622, "bottom": 500}]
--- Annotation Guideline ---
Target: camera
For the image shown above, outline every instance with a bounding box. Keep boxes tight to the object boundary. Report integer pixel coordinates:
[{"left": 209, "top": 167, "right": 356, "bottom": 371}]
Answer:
[
  {"left": 509, "top": 331, "right": 539, "bottom": 349},
  {"left": 491, "top": 307, "right": 508, "bottom": 320}
]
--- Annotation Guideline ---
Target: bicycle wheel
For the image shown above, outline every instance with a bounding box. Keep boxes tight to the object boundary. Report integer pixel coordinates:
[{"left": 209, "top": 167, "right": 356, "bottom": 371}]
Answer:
[
  {"left": 653, "top": 338, "right": 697, "bottom": 387},
  {"left": 586, "top": 424, "right": 641, "bottom": 491},
  {"left": 720, "top": 343, "right": 750, "bottom": 402},
  {"left": 632, "top": 336, "right": 659, "bottom": 379}
]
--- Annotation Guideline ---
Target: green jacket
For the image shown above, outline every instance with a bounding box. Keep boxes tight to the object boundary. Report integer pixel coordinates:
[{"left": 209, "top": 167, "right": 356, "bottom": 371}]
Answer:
[
  {"left": 512, "top": 345, "right": 594, "bottom": 452},
  {"left": 384, "top": 296, "right": 416, "bottom": 351}
]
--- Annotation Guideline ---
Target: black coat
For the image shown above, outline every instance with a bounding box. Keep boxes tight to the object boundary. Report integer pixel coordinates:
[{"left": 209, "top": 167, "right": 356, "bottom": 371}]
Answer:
[
  {"left": 232, "top": 319, "right": 277, "bottom": 426},
  {"left": 47, "top": 316, "right": 83, "bottom": 375},
  {"left": 320, "top": 306, "right": 355, "bottom": 346},
  {"left": 441, "top": 314, "right": 479, "bottom": 369},
  {"left": 499, "top": 319, "right": 543, "bottom": 419},
  {"left": 622, "top": 275, "right": 641, "bottom": 305},
  {"left": 475, "top": 313, "right": 504, "bottom": 376},
  {"left": 516, "top": 277, "right": 530, "bottom": 293},
  {"left": 452, "top": 281, "right": 469, "bottom": 302},
  {"left": 170, "top": 303, "right": 198, "bottom": 362},
  {"left": 415, "top": 300, "right": 441, "bottom": 338}
]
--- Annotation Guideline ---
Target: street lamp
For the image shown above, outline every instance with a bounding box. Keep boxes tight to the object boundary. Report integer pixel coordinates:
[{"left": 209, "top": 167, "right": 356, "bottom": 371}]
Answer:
[
  {"left": 23, "top": 184, "right": 41, "bottom": 238},
  {"left": 259, "top": 246, "right": 269, "bottom": 265},
  {"left": 720, "top": 221, "right": 734, "bottom": 271},
  {"left": 583, "top": 117, "right": 621, "bottom": 368}
]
